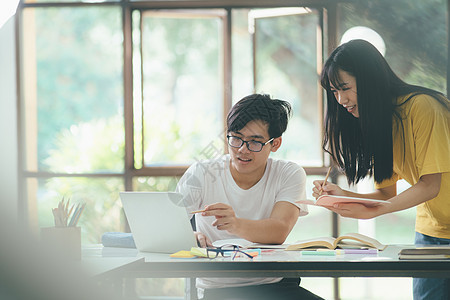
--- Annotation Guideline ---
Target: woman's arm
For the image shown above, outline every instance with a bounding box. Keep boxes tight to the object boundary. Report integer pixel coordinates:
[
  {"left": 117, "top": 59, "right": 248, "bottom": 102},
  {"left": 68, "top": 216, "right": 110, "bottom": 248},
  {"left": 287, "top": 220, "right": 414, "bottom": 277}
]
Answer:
[{"left": 325, "top": 173, "right": 442, "bottom": 219}]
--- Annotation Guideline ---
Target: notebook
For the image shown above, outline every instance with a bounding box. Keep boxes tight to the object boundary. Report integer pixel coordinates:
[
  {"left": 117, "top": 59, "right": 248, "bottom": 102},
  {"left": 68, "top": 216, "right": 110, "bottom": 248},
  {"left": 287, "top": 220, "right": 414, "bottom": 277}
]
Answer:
[{"left": 119, "top": 191, "right": 198, "bottom": 253}]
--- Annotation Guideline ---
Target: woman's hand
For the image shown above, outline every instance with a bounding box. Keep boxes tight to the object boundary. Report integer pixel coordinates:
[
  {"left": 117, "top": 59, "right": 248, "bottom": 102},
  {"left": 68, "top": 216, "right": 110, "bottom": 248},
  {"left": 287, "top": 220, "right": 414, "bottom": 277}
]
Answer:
[
  {"left": 312, "top": 180, "right": 393, "bottom": 219},
  {"left": 202, "top": 203, "right": 242, "bottom": 236},
  {"left": 312, "top": 180, "right": 345, "bottom": 199},
  {"left": 194, "top": 231, "right": 213, "bottom": 248},
  {"left": 327, "top": 202, "right": 389, "bottom": 219}
]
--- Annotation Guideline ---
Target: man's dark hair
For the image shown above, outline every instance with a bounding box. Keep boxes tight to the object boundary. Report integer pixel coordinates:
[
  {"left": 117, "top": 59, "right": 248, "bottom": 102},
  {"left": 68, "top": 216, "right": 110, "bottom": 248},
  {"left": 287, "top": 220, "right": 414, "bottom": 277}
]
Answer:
[{"left": 226, "top": 94, "right": 292, "bottom": 138}]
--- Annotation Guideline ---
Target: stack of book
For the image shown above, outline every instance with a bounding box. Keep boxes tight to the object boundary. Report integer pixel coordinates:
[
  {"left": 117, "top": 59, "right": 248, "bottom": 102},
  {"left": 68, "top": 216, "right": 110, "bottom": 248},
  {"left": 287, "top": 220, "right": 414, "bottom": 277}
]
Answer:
[{"left": 398, "top": 247, "right": 450, "bottom": 260}]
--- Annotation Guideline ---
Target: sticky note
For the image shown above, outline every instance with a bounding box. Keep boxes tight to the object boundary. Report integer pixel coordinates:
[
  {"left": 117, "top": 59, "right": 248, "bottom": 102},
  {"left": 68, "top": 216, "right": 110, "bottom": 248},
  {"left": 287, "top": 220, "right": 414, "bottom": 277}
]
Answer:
[
  {"left": 170, "top": 250, "right": 196, "bottom": 258},
  {"left": 190, "top": 247, "right": 208, "bottom": 258}
]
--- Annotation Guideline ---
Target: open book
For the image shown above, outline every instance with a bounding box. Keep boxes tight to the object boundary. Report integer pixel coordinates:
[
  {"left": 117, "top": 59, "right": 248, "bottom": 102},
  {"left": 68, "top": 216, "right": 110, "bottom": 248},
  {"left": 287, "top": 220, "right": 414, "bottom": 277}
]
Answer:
[
  {"left": 296, "top": 195, "right": 387, "bottom": 208},
  {"left": 285, "top": 232, "right": 387, "bottom": 251},
  {"left": 212, "top": 238, "right": 287, "bottom": 249}
]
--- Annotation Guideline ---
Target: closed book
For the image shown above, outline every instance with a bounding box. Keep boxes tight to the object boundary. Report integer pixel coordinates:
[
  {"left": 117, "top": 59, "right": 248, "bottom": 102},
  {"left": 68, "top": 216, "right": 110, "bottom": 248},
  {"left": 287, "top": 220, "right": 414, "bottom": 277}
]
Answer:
[
  {"left": 398, "top": 247, "right": 450, "bottom": 259},
  {"left": 399, "top": 254, "right": 450, "bottom": 260},
  {"left": 399, "top": 247, "right": 450, "bottom": 255}
]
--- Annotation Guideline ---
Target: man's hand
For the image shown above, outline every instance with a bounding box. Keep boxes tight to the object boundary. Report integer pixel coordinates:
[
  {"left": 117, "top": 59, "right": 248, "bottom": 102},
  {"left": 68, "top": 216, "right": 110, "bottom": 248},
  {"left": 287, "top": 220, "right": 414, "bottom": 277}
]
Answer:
[
  {"left": 194, "top": 231, "right": 213, "bottom": 248},
  {"left": 201, "top": 203, "right": 242, "bottom": 236}
]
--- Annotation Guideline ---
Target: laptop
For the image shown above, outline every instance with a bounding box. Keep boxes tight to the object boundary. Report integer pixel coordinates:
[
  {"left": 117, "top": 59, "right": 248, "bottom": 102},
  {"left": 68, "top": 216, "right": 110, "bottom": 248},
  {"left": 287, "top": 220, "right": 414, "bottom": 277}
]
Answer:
[{"left": 119, "top": 191, "right": 198, "bottom": 253}]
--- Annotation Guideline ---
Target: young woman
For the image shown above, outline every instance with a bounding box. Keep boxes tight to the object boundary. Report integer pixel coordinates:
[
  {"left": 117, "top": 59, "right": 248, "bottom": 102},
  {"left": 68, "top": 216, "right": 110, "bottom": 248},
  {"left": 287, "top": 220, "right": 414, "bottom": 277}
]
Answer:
[{"left": 313, "top": 39, "right": 450, "bottom": 299}]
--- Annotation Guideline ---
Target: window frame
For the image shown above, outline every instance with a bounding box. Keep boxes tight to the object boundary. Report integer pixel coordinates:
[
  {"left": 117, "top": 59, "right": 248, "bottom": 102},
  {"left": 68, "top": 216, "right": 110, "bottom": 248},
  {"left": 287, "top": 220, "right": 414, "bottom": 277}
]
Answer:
[
  {"left": 16, "top": 0, "right": 338, "bottom": 229},
  {"left": 118, "top": 1, "right": 335, "bottom": 191}
]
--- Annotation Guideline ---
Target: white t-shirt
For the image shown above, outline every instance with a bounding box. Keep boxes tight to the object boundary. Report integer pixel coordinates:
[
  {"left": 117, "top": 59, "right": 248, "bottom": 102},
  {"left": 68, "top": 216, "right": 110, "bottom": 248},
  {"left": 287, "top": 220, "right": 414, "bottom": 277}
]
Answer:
[{"left": 176, "top": 155, "right": 308, "bottom": 290}]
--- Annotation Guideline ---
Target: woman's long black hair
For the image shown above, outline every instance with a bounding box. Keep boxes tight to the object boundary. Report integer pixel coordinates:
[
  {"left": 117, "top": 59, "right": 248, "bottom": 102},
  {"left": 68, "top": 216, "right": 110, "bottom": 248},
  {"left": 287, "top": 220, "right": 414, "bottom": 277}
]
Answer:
[{"left": 320, "top": 39, "right": 448, "bottom": 185}]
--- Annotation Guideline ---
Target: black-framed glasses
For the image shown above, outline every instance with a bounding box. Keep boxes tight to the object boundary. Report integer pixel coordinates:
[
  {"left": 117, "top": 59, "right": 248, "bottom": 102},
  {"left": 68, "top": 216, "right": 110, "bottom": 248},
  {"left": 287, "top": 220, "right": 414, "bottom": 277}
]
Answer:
[
  {"left": 206, "top": 245, "right": 254, "bottom": 260},
  {"left": 226, "top": 135, "right": 274, "bottom": 152}
]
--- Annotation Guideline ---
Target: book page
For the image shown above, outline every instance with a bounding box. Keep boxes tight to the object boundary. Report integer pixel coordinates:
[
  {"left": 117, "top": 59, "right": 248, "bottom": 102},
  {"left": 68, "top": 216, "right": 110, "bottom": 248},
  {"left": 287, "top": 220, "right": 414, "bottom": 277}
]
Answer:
[
  {"left": 212, "top": 238, "right": 254, "bottom": 249},
  {"left": 285, "top": 236, "right": 337, "bottom": 250},
  {"left": 335, "top": 233, "right": 387, "bottom": 250},
  {"left": 249, "top": 243, "right": 288, "bottom": 249},
  {"left": 212, "top": 239, "right": 288, "bottom": 249}
]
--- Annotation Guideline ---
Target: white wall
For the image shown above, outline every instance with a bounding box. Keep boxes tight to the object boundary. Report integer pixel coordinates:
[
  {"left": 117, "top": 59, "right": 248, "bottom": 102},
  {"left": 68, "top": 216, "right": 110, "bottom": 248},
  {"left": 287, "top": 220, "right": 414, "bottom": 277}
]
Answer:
[{"left": 0, "top": 16, "right": 18, "bottom": 220}]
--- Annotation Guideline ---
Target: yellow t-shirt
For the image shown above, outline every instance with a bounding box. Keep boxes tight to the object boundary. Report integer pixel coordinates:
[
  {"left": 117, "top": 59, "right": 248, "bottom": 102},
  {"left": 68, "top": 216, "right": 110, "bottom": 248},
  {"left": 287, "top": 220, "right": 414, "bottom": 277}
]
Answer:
[{"left": 375, "top": 93, "right": 450, "bottom": 239}]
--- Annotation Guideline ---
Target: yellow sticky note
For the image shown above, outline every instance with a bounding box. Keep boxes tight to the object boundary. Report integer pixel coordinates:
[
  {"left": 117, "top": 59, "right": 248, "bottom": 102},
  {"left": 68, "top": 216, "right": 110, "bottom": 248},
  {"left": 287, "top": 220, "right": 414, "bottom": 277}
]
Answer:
[
  {"left": 170, "top": 250, "right": 196, "bottom": 258},
  {"left": 190, "top": 247, "right": 208, "bottom": 258}
]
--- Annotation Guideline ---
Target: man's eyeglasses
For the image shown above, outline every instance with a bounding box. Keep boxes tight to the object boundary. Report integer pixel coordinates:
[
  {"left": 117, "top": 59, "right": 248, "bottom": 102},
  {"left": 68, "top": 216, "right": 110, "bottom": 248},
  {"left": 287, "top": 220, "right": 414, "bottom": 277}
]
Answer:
[
  {"left": 206, "top": 245, "right": 254, "bottom": 260},
  {"left": 226, "top": 135, "right": 274, "bottom": 152}
]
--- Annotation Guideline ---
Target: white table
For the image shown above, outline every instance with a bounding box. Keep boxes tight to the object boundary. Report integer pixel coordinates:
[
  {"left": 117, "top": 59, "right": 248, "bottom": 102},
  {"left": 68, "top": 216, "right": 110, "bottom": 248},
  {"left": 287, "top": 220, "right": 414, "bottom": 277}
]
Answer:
[{"left": 82, "top": 244, "right": 450, "bottom": 299}]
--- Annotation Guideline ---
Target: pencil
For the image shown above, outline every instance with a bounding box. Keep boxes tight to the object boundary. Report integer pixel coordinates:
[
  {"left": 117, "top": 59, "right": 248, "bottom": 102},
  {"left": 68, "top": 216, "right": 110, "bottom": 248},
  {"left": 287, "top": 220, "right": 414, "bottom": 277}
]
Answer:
[
  {"left": 73, "top": 203, "right": 86, "bottom": 226},
  {"left": 319, "top": 166, "right": 332, "bottom": 196},
  {"left": 190, "top": 208, "right": 207, "bottom": 214}
]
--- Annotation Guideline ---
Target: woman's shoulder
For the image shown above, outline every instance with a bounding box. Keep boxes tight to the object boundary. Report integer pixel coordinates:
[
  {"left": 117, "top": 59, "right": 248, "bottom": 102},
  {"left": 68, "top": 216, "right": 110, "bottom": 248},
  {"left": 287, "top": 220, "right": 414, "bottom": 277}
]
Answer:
[
  {"left": 398, "top": 92, "right": 435, "bottom": 103},
  {"left": 397, "top": 93, "right": 448, "bottom": 115}
]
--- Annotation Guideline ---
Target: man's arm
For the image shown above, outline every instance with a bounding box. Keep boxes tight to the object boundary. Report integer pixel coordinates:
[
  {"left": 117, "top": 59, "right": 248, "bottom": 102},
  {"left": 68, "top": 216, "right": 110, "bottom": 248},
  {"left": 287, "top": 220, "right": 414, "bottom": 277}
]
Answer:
[{"left": 201, "top": 201, "right": 300, "bottom": 244}]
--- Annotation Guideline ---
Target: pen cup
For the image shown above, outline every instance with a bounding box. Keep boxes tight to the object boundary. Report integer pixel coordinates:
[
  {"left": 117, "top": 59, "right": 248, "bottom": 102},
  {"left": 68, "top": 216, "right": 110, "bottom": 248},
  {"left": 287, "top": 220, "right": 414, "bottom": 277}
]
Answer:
[{"left": 40, "top": 226, "right": 81, "bottom": 260}]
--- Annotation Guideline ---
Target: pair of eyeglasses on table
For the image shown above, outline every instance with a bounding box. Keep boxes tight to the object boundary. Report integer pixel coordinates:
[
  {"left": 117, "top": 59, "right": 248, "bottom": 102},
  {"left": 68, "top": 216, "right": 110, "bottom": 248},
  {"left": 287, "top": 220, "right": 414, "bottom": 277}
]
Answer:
[{"left": 206, "top": 245, "right": 255, "bottom": 260}]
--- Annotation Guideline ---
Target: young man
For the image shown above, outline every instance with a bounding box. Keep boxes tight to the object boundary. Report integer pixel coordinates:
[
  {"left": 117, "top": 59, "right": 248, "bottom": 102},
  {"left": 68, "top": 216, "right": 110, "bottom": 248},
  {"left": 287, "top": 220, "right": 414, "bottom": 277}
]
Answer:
[{"left": 176, "top": 94, "right": 322, "bottom": 300}]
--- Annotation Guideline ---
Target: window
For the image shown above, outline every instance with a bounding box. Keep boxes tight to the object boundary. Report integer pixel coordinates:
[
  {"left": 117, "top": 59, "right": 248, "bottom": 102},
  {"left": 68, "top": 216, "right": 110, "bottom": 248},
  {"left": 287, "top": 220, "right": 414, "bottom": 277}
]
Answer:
[
  {"left": 134, "top": 9, "right": 226, "bottom": 167},
  {"left": 236, "top": 8, "right": 323, "bottom": 166},
  {"left": 20, "top": 5, "right": 124, "bottom": 231}
]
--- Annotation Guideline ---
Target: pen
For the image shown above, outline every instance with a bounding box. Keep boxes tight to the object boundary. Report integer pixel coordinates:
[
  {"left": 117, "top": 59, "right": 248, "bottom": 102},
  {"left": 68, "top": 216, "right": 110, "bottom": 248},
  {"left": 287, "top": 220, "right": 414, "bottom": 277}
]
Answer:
[
  {"left": 319, "top": 166, "right": 332, "bottom": 196},
  {"left": 190, "top": 208, "right": 207, "bottom": 214}
]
